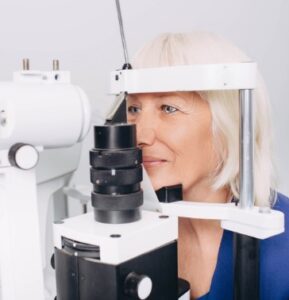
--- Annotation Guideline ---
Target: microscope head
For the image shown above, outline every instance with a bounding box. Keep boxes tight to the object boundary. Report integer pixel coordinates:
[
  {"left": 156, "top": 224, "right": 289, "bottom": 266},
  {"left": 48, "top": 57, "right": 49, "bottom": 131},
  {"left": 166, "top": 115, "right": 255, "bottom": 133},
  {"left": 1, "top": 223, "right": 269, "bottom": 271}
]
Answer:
[{"left": 0, "top": 61, "right": 91, "bottom": 151}]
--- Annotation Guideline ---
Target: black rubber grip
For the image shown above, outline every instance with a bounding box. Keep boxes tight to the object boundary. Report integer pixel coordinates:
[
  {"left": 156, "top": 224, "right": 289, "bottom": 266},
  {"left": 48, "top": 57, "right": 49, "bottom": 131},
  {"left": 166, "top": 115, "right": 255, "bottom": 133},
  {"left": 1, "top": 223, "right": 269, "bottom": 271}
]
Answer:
[
  {"left": 90, "top": 148, "right": 142, "bottom": 169},
  {"left": 91, "top": 190, "right": 143, "bottom": 211},
  {"left": 93, "top": 183, "right": 140, "bottom": 194},
  {"left": 90, "top": 165, "right": 143, "bottom": 186}
]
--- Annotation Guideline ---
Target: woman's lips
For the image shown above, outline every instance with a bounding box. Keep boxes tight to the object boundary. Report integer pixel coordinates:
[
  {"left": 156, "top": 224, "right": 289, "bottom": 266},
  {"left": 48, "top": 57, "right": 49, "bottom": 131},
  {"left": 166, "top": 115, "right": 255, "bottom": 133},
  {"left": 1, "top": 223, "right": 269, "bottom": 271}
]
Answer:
[{"left": 142, "top": 156, "right": 168, "bottom": 167}]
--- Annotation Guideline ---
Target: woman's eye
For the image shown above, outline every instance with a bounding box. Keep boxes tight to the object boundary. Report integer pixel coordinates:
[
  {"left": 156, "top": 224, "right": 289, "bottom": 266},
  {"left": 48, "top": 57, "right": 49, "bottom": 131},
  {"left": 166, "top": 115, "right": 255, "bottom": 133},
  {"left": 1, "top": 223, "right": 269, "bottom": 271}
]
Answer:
[
  {"left": 127, "top": 106, "right": 141, "bottom": 114},
  {"left": 161, "top": 105, "right": 178, "bottom": 114}
]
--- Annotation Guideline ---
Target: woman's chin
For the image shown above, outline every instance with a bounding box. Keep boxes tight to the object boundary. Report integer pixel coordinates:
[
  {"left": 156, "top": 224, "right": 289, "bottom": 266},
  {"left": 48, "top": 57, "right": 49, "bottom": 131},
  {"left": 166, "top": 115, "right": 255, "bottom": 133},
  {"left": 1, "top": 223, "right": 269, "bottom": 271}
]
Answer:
[
  {"left": 146, "top": 175, "right": 165, "bottom": 191},
  {"left": 148, "top": 176, "right": 175, "bottom": 191},
  {"left": 144, "top": 165, "right": 179, "bottom": 191}
]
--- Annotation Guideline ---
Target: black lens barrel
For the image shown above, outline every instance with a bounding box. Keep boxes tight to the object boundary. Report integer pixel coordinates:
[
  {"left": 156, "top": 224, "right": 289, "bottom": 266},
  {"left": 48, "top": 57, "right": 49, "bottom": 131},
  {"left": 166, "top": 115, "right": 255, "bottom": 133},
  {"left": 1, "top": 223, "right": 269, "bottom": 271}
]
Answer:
[
  {"left": 90, "top": 148, "right": 142, "bottom": 169},
  {"left": 93, "top": 124, "right": 136, "bottom": 149},
  {"left": 90, "top": 124, "right": 143, "bottom": 224}
]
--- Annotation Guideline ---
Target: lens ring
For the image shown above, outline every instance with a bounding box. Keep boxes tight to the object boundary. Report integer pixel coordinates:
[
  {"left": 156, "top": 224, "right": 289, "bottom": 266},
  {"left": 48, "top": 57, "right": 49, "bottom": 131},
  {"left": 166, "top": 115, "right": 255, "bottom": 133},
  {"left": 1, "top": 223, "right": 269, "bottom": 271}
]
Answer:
[
  {"left": 90, "top": 148, "right": 142, "bottom": 168},
  {"left": 91, "top": 190, "right": 143, "bottom": 211},
  {"left": 90, "top": 165, "right": 143, "bottom": 186}
]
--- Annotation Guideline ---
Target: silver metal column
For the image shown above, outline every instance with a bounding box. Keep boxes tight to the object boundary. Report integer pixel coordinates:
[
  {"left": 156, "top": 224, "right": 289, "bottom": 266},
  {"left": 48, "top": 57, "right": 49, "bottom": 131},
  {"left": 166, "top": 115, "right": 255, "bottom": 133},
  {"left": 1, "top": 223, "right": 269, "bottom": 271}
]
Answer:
[
  {"left": 235, "top": 90, "right": 259, "bottom": 300},
  {"left": 239, "top": 89, "right": 254, "bottom": 209},
  {"left": 22, "top": 58, "right": 30, "bottom": 71},
  {"left": 53, "top": 59, "right": 60, "bottom": 71}
]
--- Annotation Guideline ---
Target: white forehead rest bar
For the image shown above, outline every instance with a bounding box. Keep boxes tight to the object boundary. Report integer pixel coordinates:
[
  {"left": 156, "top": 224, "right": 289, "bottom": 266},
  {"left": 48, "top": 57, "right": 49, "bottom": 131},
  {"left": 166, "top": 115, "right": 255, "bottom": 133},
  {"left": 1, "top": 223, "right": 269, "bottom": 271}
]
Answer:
[{"left": 110, "top": 62, "right": 257, "bottom": 94}]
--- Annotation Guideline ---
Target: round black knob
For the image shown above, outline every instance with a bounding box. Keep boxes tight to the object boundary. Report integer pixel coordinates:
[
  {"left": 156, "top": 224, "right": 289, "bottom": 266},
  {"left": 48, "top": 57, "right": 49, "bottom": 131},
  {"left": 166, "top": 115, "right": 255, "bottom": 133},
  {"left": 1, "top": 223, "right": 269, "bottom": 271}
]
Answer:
[
  {"left": 124, "top": 272, "right": 153, "bottom": 299},
  {"left": 50, "top": 254, "right": 55, "bottom": 270}
]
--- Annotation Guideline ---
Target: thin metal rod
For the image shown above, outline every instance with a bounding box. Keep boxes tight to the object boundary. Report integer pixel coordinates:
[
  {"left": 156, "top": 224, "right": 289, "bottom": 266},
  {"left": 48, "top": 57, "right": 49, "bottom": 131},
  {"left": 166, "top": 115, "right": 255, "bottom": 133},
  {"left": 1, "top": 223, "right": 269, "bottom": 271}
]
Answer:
[
  {"left": 22, "top": 58, "right": 30, "bottom": 71},
  {"left": 239, "top": 89, "right": 254, "bottom": 209},
  {"left": 53, "top": 59, "right": 60, "bottom": 71},
  {"left": 115, "top": 0, "right": 129, "bottom": 65}
]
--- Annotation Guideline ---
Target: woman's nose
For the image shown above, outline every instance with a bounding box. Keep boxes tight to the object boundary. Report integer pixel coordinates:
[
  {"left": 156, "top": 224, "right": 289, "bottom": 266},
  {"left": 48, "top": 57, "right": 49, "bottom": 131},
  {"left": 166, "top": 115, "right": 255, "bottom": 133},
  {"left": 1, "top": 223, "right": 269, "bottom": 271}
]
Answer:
[{"left": 136, "top": 125, "right": 156, "bottom": 147}]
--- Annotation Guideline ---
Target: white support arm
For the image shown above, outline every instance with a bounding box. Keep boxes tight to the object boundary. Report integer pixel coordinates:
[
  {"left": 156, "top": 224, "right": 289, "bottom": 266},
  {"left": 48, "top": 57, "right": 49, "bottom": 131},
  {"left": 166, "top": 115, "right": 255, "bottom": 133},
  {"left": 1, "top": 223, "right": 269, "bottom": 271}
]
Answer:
[
  {"left": 63, "top": 185, "right": 284, "bottom": 240},
  {"left": 160, "top": 201, "right": 284, "bottom": 239},
  {"left": 110, "top": 62, "right": 257, "bottom": 94},
  {"left": 0, "top": 152, "right": 45, "bottom": 300}
]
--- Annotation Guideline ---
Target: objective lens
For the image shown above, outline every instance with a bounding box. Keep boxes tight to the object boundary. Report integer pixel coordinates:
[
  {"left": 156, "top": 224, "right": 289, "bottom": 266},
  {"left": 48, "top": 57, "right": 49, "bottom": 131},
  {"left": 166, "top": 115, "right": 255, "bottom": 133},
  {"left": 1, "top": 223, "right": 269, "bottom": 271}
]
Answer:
[{"left": 90, "top": 124, "right": 143, "bottom": 224}]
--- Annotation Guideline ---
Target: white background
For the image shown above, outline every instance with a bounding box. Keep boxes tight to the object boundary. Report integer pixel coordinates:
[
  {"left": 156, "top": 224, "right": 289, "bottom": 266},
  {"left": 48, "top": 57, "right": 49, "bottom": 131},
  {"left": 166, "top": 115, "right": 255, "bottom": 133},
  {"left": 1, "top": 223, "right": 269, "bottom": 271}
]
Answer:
[{"left": 0, "top": 0, "right": 288, "bottom": 195}]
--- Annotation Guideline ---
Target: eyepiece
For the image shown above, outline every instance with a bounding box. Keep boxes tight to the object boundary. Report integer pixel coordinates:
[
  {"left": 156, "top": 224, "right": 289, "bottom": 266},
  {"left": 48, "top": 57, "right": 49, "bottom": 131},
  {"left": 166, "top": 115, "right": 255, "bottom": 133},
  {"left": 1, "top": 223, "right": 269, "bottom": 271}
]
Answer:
[
  {"left": 90, "top": 124, "right": 143, "bottom": 224},
  {"left": 93, "top": 123, "right": 136, "bottom": 149}
]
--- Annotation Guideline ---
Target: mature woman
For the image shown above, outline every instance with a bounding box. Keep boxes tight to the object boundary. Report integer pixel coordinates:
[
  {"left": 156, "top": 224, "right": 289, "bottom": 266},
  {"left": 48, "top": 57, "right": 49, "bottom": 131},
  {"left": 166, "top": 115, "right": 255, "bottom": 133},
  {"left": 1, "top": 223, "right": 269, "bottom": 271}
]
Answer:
[{"left": 127, "top": 32, "right": 289, "bottom": 300}]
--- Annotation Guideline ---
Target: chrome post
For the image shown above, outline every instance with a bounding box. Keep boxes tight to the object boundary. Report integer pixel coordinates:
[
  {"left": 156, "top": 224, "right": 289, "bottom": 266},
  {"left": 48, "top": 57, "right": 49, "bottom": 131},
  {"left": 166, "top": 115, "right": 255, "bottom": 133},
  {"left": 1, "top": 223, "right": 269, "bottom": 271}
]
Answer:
[{"left": 239, "top": 89, "right": 254, "bottom": 208}]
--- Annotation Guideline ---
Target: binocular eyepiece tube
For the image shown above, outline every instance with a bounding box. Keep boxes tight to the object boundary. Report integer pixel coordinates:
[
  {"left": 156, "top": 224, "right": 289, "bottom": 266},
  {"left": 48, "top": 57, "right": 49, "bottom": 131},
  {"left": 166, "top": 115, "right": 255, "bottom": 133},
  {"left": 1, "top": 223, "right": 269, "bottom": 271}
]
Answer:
[{"left": 90, "top": 124, "right": 143, "bottom": 224}]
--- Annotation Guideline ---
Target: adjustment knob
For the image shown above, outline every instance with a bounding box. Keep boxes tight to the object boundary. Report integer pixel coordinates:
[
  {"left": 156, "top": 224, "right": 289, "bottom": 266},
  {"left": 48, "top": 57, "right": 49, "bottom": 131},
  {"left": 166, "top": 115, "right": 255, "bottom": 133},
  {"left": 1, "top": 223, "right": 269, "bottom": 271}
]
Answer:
[
  {"left": 50, "top": 254, "right": 55, "bottom": 269},
  {"left": 8, "top": 143, "right": 39, "bottom": 170},
  {"left": 124, "top": 272, "right": 153, "bottom": 300}
]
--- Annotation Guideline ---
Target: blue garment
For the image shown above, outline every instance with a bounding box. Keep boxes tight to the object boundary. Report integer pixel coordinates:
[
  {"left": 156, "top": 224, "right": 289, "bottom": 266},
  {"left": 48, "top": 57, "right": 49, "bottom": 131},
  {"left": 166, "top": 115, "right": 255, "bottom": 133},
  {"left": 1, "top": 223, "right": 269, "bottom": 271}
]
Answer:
[{"left": 197, "top": 193, "right": 289, "bottom": 300}]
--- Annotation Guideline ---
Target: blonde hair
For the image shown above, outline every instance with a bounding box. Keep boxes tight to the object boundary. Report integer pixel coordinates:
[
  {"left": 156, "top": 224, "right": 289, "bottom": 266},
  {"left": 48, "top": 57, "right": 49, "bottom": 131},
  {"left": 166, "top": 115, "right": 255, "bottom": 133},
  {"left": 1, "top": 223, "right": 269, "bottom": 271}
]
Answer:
[{"left": 132, "top": 32, "right": 274, "bottom": 206}]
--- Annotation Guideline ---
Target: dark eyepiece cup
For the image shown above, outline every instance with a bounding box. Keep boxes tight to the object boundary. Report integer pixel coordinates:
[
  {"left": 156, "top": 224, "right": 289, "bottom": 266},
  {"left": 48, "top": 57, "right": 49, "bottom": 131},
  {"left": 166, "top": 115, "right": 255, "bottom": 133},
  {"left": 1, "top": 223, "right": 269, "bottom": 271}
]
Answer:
[
  {"left": 90, "top": 124, "right": 143, "bottom": 224},
  {"left": 93, "top": 123, "right": 136, "bottom": 149}
]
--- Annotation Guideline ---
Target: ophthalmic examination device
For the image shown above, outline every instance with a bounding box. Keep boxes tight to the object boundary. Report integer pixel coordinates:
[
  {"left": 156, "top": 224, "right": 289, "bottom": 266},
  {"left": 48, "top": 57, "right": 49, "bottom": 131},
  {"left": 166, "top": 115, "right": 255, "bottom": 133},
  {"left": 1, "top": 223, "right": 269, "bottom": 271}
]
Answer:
[
  {"left": 0, "top": 1, "right": 285, "bottom": 300},
  {"left": 52, "top": 63, "right": 284, "bottom": 300},
  {"left": 0, "top": 58, "right": 91, "bottom": 300},
  {"left": 52, "top": 2, "right": 284, "bottom": 299},
  {"left": 0, "top": 57, "right": 284, "bottom": 300}
]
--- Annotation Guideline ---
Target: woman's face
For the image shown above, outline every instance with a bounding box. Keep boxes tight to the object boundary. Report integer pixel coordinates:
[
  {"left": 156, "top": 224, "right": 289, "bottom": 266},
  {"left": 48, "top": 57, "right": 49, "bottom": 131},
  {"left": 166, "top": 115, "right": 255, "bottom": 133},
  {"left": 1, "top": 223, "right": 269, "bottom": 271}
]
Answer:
[{"left": 127, "top": 92, "right": 218, "bottom": 196}]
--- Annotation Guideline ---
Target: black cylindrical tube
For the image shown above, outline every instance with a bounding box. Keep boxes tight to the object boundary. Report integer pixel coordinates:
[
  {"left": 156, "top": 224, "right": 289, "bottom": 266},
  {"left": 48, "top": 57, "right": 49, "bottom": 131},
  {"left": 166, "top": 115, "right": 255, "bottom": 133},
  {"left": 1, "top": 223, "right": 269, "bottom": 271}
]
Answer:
[
  {"left": 234, "top": 233, "right": 260, "bottom": 300},
  {"left": 93, "top": 124, "right": 136, "bottom": 150},
  {"left": 90, "top": 124, "right": 143, "bottom": 224}
]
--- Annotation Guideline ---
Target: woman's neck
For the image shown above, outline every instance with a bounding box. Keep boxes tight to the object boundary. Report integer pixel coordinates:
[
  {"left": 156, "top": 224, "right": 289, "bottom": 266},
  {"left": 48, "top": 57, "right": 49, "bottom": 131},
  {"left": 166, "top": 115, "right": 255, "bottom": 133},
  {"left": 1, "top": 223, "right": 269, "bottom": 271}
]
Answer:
[
  {"left": 183, "top": 180, "right": 230, "bottom": 204},
  {"left": 178, "top": 183, "right": 230, "bottom": 299},
  {"left": 181, "top": 183, "right": 231, "bottom": 242}
]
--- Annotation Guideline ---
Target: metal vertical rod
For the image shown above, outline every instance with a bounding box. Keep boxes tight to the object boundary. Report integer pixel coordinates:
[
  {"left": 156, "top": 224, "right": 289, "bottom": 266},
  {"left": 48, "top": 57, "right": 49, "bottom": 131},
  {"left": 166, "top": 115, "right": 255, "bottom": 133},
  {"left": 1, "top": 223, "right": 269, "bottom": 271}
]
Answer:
[
  {"left": 239, "top": 89, "right": 254, "bottom": 209},
  {"left": 82, "top": 204, "right": 88, "bottom": 214},
  {"left": 53, "top": 59, "right": 60, "bottom": 71},
  {"left": 115, "top": 0, "right": 130, "bottom": 65},
  {"left": 234, "top": 89, "right": 259, "bottom": 300},
  {"left": 22, "top": 58, "right": 30, "bottom": 71}
]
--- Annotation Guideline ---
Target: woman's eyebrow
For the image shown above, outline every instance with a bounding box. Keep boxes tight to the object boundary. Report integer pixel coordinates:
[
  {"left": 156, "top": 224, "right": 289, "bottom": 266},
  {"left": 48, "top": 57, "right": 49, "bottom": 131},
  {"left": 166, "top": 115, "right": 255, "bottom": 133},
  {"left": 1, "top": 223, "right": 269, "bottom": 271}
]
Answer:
[
  {"left": 157, "top": 93, "right": 190, "bottom": 104},
  {"left": 127, "top": 93, "right": 193, "bottom": 105}
]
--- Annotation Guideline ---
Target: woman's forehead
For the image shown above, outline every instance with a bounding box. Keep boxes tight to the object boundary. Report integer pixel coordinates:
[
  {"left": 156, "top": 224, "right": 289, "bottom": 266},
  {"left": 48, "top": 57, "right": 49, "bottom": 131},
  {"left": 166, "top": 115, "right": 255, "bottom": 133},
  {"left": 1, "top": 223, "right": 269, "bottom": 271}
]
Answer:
[{"left": 127, "top": 92, "right": 199, "bottom": 102}]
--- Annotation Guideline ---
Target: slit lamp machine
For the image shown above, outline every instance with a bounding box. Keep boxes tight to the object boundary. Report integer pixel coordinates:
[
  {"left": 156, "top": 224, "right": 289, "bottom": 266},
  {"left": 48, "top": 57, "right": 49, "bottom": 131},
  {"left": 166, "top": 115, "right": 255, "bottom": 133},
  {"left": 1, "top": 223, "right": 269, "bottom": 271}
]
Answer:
[{"left": 0, "top": 1, "right": 285, "bottom": 299}]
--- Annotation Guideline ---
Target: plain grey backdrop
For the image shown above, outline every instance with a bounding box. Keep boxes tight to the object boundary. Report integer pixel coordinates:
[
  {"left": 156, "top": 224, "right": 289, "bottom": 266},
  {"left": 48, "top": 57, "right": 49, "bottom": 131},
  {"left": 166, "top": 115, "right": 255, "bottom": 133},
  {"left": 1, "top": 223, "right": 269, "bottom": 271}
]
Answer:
[{"left": 0, "top": 0, "right": 288, "bottom": 196}]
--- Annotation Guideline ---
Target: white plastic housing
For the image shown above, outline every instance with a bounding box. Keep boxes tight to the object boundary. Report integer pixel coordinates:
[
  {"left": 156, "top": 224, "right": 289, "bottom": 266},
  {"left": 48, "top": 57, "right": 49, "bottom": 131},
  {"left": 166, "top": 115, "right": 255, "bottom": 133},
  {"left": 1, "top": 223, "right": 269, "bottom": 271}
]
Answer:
[
  {"left": 110, "top": 62, "right": 257, "bottom": 94},
  {"left": 179, "top": 291, "right": 190, "bottom": 300},
  {"left": 0, "top": 165, "right": 45, "bottom": 300},
  {"left": 63, "top": 185, "right": 285, "bottom": 239},
  {"left": 160, "top": 202, "right": 284, "bottom": 239},
  {"left": 0, "top": 71, "right": 91, "bottom": 149},
  {"left": 54, "top": 210, "right": 178, "bottom": 265}
]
